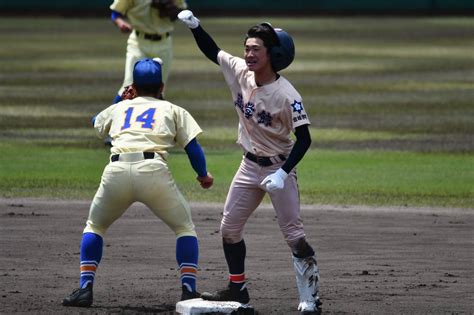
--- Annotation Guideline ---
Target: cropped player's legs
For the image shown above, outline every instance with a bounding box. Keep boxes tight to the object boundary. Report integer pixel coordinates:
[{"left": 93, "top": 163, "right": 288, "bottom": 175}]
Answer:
[
  {"left": 202, "top": 157, "right": 265, "bottom": 303},
  {"left": 267, "top": 168, "right": 305, "bottom": 246},
  {"left": 108, "top": 35, "right": 144, "bottom": 145},
  {"left": 62, "top": 232, "right": 102, "bottom": 307},
  {"left": 114, "top": 32, "right": 146, "bottom": 103},
  {"left": 85, "top": 163, "right": 135, "bottom": 236},
  {"left": 268, "top": 169, "right": 321, "bottom": 312},
  {"left": 142, "top": 36, "right": 173, "bottom": 84},
  {"left": 139, "top": 36, "right": 172, "bottom": 98},
  {"left": 133, "top": 160, "right": 199, "bottom": 295},
  {"left": 64, "top": 163, "right": 134, "bottom": 307},
  {"left": 83, "top": 162, "right": 134, "bottom": 282},
  {"left": 221, "top": 157, "right": 266, "bottom": 243}
]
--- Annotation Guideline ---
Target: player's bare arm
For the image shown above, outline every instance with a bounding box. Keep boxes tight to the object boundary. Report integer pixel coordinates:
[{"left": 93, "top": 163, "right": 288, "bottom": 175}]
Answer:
[{"left": 111, "top": 10, "right": 132, "bottom": 33}]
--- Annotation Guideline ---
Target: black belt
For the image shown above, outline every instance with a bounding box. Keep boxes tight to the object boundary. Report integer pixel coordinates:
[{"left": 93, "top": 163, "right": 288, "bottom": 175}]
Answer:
[
  {"left": 111, "top": 152, "right": 155, "bottom": 162},
  {"left": 245, "top": 152, "right": 286, "bottom": 167},
  {"left": 135, "top": 30, "right": 170, "bottom": 41}
]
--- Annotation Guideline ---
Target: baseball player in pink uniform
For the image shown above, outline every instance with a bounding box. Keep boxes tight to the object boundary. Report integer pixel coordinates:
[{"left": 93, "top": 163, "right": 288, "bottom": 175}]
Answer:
[
  {"left": 62, "top": 58, "right": 213, "bottom": 307},
  {"left": 178, "top": 10, "right": 322, "bottom": 315}
]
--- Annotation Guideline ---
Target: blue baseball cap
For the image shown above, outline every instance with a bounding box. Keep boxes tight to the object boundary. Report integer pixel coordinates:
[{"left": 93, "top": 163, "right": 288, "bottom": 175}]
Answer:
[{"left": 133, "top": 58, "right": 163, "bottom": 86}]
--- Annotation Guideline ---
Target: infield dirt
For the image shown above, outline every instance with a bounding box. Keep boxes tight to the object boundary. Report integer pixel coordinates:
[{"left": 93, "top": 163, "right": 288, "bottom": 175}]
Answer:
[{"left": 1, "top": 198, "right": 472, "bottom": 314}]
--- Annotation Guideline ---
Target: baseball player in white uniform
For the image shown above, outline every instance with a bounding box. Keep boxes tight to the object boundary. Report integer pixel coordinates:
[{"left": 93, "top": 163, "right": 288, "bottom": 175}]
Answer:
[
  {"left": 62, "top": 58, "right": 213, "bottom": 307},
  {"left": 110, "top": 0, "right": 187, "bottom": 104},
  {"left": 178, "top": 10, "right": 322, "bottom": 315}
]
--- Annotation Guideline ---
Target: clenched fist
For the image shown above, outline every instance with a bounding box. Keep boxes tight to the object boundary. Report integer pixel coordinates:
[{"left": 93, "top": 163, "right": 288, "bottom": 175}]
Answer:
[{"left": 197, "top": 172, "right": 214, "bottom": 189}]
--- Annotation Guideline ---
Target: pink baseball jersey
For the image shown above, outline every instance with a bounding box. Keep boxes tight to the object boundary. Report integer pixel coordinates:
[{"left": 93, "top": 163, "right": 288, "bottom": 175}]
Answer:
[{"left": 217, "top": 50, "right": 310, "bottom": 157}]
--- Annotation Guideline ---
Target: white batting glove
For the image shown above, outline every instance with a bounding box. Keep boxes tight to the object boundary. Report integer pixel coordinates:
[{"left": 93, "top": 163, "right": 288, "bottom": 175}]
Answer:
[
  {"left": 177, "top": 10, "right": 200, "bottom": 29},
  {"left": 261, "top": 168, "right": 288, "bottom": 192}
]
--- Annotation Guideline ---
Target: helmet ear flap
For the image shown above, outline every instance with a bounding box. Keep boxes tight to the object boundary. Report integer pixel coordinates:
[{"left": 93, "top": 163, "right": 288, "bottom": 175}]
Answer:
[
  {"left": 256, "top": 22, "right": 295, "bottom": 72},
  {"left": 270, "top": 45, "right": 289, "bottom": 71},
  {"left": 270, "top": 30, "right": 295, "bottom": 72}
]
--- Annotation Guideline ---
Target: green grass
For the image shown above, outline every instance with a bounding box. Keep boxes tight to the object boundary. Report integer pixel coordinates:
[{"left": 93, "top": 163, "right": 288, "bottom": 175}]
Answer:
[
  {"left": 0, "top": 143, "right": 471, "bottom": 208},
  {"left": 297, "top": 150, "right": 473, "bottom": 207},
  {"left": 0, "top": 143, "right": 107, "bottom": 199},
  {"left": 0, "top": 16, "right": 473, "bottom": 207}
]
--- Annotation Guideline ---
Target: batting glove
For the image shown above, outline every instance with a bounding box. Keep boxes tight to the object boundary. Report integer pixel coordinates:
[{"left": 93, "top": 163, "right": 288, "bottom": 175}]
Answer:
[
  {"left": 177, "top": 10, "right": 200, "bottom": 29},
  {"left": 261, "top": 168, "right": 288, "bottom": 192}
]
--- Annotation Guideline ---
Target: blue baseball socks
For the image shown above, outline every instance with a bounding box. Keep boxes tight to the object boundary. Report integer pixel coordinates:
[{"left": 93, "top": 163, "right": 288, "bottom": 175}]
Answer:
[
  {"left": 79, "top": 232, "right": 103, "bottom": 289},
  {"left": 176, "top": 236, "right": 199, "bottom": 293}
]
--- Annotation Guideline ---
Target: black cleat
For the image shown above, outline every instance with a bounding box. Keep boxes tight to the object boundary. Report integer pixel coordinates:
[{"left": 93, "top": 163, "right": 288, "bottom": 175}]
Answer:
[
  {"left": 201, "top": 283, "right": 250, "bottom": 304},
  {"left": 181, "top": 286, "right": 201, "bottom": 301},
  {"left": 62, "top": 283, "right": 93, "bottom": 307},
  {"left": 301, "top": 309, "right": 322, "bottom": 315}
]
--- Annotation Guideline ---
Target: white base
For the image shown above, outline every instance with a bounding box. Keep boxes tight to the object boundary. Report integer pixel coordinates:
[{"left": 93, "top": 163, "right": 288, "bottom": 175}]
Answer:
[{"left": 175, "top": 298, "right": 254, "bottom": 314}]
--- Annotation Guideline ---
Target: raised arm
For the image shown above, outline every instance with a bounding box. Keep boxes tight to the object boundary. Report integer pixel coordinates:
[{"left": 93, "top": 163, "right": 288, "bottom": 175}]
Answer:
[{"left": 178, "top": 10, "right": 220, "bottom": 65}]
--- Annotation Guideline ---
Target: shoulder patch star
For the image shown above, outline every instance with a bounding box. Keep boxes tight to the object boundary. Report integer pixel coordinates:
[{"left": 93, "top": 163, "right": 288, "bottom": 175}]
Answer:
[{"left": 291, "top": 100, "right": 304, "bottom": 114}]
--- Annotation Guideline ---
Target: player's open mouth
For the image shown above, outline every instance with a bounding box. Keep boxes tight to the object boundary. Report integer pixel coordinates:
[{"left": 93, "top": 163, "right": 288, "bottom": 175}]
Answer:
[{"left": 246, "top": 60, "right": 257, "bottom": 67}]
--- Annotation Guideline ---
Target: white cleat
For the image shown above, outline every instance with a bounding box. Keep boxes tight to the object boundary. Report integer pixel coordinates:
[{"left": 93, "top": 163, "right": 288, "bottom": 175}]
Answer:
[
  {"left": 293, "top": 255, "right": 322, "bottom": 314},
  {"left": 298, "top": 300, "right": 322, "bottom": 314}
]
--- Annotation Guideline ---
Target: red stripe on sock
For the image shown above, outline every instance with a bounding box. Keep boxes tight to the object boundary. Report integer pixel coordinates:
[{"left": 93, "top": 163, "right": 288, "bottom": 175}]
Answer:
[
  {"left": 80, "top": 265, "right": 97, "bottom": 272},
  {"left": 181, "top": 267, "right": 197, "bottom": 274},
  {"left": 229, "top": 273, "right": 245, "bottom": 283}
]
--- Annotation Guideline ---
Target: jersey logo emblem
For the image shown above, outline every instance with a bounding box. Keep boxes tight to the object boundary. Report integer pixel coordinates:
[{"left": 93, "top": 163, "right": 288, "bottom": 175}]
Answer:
[
  {"left": 234, "top": 93, "right": 244, "bottom": 113},
  {"left": 257, "top": 110, "right": 272, "bottom": 126},
  {"left": 234, "top": 93, "right": 256, "bottom": 119},
  {"left": 244, "top": 102, "right": 255, "bottom": 119},
  {"left": 291, "top": 100, "right": 304, "bottom": 114}
]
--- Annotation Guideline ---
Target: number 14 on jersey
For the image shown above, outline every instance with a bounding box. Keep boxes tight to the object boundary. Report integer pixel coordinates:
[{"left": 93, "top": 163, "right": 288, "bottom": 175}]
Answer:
[{"left": 121, "top": 107, "right": 156, "bottom": 130}]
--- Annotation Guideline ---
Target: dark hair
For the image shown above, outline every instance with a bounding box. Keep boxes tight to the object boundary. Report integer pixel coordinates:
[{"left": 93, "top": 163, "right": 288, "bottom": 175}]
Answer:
[
  {"left": 245, "top": 23, "right": 278, "bottom": 50},
  {"left": 134, "top": 83, "right": 162, "bottom": 95}
]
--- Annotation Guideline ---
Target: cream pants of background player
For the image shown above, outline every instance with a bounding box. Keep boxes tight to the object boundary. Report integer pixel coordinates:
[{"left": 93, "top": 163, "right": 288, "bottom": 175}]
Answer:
[
  {"left": 118, "top": 31, "right": 173, "bottom": 95},
  {"left": 84, "top": 153, "right": 195, "bottom": 238}
]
